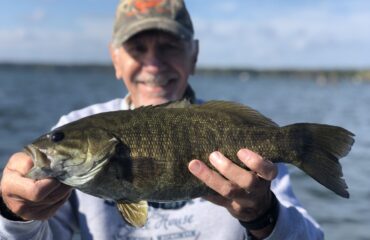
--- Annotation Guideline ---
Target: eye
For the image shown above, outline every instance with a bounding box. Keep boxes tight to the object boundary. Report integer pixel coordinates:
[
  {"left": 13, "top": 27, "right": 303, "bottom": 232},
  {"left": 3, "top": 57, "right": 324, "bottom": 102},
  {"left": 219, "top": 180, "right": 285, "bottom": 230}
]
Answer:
[
  {"left": 125, "top": 42, "right": 147, "bottom": 56},
  {"left": 49, "top": 131, "right": 65, "bottom": 143},
  {"left": 133, "top": 44, "right": 146, "bottom": 53},
  {"left": 159, "top": 42, "right": 185, "bottom": 55}
]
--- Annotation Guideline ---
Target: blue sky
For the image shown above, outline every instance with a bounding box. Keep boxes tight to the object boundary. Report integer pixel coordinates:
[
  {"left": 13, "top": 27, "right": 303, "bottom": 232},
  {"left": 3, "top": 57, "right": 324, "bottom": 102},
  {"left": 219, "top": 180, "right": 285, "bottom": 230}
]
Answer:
[{"left": 1, "top": 0, "right": 370, "bottom": 68}]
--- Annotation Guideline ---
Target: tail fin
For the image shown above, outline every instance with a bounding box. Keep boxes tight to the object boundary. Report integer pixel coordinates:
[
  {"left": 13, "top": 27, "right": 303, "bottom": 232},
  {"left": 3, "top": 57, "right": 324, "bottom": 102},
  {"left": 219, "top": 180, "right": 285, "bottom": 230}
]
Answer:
[{"left": 283, "top": 123, "right": 354, "bottom": 198}]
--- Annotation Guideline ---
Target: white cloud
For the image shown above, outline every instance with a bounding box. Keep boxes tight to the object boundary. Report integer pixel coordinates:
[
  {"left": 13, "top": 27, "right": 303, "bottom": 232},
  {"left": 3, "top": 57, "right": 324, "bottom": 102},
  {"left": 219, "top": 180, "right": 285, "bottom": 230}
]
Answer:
[
  {"left": 27, "top": 9, "right": 46, "bottom": 22},
  {"left": 0, "top": 14, "right": 114, "bottom": 63},
  {"left": 212, "top": 2, "right": 238, "bottom": 14},
  {"left": 1, "top": 0, "right": 370, "bottom": 67},
  {"left": 194, "top": 5, "right": 370, "bottom": 68},
  {"left": 77, "top": 16, "right": 114, "bottom": 42}
]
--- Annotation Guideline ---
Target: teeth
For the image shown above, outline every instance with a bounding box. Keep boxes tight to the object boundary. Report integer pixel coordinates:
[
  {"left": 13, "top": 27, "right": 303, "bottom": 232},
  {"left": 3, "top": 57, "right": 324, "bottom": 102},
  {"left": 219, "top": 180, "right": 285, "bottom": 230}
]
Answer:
[
  {"left": 23, "top": 145, "right": 52, "bottom": 164},
  {"left": 36, "top": 148, "right": 51, "bottom": 161},
  {"left": 145, "top": 79, "right": 170, "bottom": 87},
  {"left": 39, "top": 148, "right": 48, "bottom": 154},
  {"left": 47, "top": 155, "right": 56, "bottom": 162},
  {"left": 136, "top": 74, "right": 176, "bottom": 87}
]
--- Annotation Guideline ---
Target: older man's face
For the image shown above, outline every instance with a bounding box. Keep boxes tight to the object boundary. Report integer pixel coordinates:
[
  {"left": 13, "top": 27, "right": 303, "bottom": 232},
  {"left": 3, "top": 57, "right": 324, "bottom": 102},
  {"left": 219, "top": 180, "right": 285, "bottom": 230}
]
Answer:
[{"left": 111, "top": 31, "right": 198, "bottom": 107}]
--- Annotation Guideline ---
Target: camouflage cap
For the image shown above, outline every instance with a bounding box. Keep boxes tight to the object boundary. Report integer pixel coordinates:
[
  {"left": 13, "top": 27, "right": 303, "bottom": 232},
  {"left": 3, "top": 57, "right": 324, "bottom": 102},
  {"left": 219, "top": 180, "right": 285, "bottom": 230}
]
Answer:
[{"left": 112, "top": 0, "right": 194, "bottom": 47}]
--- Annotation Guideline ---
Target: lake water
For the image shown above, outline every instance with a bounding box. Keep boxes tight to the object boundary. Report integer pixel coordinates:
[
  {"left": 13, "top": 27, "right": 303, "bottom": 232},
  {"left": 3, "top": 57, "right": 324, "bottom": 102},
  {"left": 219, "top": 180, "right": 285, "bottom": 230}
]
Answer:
[{"left": 0, "top": 66, "right": 369, "bottom": 240}]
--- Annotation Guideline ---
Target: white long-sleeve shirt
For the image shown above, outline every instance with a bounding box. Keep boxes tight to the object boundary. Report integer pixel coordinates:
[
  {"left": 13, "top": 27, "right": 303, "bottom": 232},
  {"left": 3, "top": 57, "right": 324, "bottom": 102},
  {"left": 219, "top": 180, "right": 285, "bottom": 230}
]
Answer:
[{"left": 0, "top": 97, "right": 324, "bottom": 240}]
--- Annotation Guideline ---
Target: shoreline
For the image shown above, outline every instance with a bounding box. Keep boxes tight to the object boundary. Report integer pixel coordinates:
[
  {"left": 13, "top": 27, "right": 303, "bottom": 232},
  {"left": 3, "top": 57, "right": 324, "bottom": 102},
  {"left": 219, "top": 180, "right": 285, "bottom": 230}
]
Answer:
[{"left": 1, "top": 62, "right": 370, "bottom": 81}]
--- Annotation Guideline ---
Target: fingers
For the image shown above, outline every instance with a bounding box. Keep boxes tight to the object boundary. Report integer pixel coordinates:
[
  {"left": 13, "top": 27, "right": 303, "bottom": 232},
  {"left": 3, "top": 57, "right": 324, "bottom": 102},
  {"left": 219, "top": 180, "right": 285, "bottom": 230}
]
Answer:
[
  {"left": 189, "top": 148, "right": 278, "bottom": 223},
  {"left": 237, "top": 149, "right": 278, "bottom": 181},
  {"left": 1, "top": 152, "right": 71, "bottom": 220},
  {"left": 24, "top": 184, "right": 71, "bottom": 207},
  {"left": 208, "top": 151, "right": 256, "bottom": 190},
  {"left": 19, "top": 189, "right": 72, "bottom": 221},
  {"left": 4, "top": 172, "right": 62, "bottom": 202},
  {"left": 202, "top": 194, "right": 229, "bottom": 207},
  {"left": 189, "top": 159, "right": 249, "bottom": 201},
  {"left": 3, "top": 154, "right": 62, "bottom": 202},
  {"left": 188, "top": 160, "right": 233, "bottom": 196},
  {"left": 7, "top": 152, "right": 34, "bottom": 175},
  {"left": 188, "top": 148, "right": 278, "bottom": 200}
]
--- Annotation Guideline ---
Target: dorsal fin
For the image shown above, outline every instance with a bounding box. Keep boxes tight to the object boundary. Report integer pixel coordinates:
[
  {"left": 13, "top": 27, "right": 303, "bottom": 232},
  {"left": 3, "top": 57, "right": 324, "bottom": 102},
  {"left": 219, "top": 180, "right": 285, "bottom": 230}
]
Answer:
[
  {"left": 134, "top": 99, "right": 192, "bottom": 111},
  {"left": 198, "top": 100, "right": 278, "bottom": 127},
  {"left": 160, "top": 99, "right": 192, "bottom": 108},
  {"left": 133, "top": 99, "right": 277, "bottom": 127}
]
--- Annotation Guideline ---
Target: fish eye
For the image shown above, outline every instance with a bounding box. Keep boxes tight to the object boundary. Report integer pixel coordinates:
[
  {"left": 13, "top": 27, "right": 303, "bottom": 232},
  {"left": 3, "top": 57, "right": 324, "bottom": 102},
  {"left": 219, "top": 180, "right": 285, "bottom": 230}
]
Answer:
[{"left": 50, "top": 131, "right": 65, "bottom": 143}]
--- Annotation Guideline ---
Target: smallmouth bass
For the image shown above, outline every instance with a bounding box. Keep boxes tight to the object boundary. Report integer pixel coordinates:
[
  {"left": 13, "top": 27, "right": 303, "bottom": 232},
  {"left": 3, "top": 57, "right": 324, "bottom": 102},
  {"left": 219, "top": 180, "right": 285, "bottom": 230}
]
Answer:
[{"left": 24, "top": 100, "right": 354, "bottom": 227}]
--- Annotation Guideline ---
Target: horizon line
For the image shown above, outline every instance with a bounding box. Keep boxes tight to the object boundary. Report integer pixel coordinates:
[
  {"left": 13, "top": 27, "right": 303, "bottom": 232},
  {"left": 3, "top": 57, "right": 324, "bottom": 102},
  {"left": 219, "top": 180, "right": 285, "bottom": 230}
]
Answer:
[{"left": 0, "top": 62, "right": 369, "bottom": 72}]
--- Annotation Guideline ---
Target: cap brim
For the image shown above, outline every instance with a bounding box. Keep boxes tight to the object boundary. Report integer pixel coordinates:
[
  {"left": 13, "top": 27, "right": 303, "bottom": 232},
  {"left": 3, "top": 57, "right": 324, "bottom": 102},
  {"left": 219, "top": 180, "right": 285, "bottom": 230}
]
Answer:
[{"left": 113, "top": 18, "right": 193, "bottom": 47}]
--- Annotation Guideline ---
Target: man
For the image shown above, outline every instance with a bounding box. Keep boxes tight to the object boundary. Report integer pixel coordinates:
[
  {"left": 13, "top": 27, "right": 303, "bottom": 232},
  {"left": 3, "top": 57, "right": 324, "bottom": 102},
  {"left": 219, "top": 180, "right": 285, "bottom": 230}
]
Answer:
[{"left": 0, "top": 0, "right": 324, "bottom": 239}]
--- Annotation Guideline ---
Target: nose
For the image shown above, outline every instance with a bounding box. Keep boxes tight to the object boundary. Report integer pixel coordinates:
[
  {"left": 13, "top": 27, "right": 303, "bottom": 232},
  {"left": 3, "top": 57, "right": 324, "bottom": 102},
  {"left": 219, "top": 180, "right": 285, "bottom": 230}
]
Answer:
[{"left": 142, "top": 47, "right": 164, "bottom": 73}]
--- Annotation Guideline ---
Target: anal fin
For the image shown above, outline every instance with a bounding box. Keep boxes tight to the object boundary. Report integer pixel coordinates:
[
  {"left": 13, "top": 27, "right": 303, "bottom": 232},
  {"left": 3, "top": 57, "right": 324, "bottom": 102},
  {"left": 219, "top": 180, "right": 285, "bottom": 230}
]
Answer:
[{"left": 116, "top": 200, "right": 148, "bottom": 228}]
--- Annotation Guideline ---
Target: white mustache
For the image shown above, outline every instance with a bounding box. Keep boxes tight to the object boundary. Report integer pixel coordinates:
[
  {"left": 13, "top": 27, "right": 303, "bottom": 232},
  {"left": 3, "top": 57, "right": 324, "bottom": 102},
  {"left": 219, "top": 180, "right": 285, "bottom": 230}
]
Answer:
[{"left": 134, "top": 73, "right": 177, "bottom": 86}]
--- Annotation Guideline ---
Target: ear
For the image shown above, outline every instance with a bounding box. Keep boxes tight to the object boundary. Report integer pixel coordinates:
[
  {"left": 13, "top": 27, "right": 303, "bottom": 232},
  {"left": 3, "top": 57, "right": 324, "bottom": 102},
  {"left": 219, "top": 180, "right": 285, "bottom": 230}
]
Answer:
[
  {"left": 190, "top": 39, "right": 199, "bottom": 75},
  {"left": 109, "top": 44, "right": 123, "bottom": 79}
]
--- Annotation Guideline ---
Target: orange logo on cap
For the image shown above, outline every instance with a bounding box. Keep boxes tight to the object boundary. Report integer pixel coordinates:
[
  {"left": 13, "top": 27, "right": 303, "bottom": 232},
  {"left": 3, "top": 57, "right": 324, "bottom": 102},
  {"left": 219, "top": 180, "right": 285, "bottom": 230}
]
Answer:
[
  {"left": 135, "top": 0, "right": 164, "bottom": 11},
  {"left": 123, "top": 0, "right": 168, "bottom": 17}
]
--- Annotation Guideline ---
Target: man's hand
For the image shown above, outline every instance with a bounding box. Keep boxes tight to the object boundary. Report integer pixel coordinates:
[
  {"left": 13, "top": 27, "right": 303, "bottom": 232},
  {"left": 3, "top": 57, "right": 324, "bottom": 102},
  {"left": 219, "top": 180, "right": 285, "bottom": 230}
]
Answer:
[
  {"left": 188, "top": 148, "right": 278, "bottom": 238},
  {"left": 0, "top": 152, "right": 71, "bottom": 221}
]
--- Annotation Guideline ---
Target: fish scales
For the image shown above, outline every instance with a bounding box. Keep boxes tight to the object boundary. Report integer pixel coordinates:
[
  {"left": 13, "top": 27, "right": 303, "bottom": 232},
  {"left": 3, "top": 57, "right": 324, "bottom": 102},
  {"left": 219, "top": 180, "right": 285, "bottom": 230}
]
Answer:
[
  {"left": 81, "top": 108, "right": 292, "bottom": 201},
  {"left": 24, "top": 100, "right": 354, "bottom": 227}
]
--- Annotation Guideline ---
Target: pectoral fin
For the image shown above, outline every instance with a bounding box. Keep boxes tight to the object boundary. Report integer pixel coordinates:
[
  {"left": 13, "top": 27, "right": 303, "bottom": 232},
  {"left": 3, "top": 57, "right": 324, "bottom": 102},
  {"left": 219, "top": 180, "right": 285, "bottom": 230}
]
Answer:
[{"left": 116, "top": 200, "right": 148, "bottom": 228}]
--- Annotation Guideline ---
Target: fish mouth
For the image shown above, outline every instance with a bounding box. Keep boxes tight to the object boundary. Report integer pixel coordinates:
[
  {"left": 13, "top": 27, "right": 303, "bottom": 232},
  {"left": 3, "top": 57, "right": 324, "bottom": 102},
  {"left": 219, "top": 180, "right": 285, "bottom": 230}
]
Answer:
[{"left": 23, "top": 145, "right": 50, "bottom": 166}]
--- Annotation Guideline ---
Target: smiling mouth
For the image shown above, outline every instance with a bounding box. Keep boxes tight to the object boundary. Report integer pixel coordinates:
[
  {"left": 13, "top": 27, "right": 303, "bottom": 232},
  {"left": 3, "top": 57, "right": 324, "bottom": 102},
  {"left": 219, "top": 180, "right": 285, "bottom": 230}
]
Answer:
[
  {"left": 135, "top": 73, "right": 177, "bottom": 87},
  {"left": 138, "top": 78, "right": 175, "bottom": 87}
]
